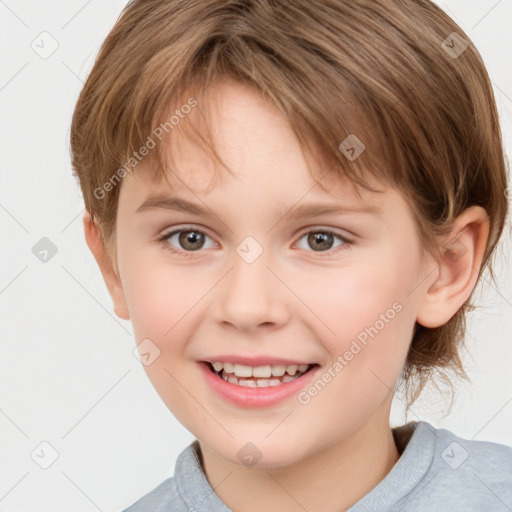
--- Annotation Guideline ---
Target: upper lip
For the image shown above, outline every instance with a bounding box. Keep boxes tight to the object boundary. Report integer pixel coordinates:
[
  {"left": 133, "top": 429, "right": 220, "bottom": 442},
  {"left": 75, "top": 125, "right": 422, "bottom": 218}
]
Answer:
[{"left": 202, "top": 355, "right": 316, "bottom": 367}]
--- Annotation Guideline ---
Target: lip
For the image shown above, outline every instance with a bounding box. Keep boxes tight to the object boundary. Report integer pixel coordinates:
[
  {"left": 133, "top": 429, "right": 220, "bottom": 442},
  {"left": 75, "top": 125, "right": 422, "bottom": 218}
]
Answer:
[
  {"left": 198, "top": 361, "right": 320, "bottom": 408},
  {"left": 201, "top": 355, "right": 315, "bottom": 367}
]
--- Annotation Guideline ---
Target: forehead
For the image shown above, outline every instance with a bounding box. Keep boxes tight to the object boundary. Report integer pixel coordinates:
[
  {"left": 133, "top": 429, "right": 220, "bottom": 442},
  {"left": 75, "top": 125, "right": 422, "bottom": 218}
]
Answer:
[
  {"left": 121, "top": 78, "right": 387, "bottom": 209},
  {"left": 123, "top": 149, "right": 386, "bottom": 218}
]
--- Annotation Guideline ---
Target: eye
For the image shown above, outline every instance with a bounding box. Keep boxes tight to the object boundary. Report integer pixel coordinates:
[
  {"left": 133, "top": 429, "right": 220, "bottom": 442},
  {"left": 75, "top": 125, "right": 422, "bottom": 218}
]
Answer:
[
  {"left": 295, "top": 229, "right": 352, "bottom": 254},
  {"left": 158, "top": 226, "right": 353, "bottom": 257},
  {"left": 159, "top": 227, "right": 217, "bottom": 256}
]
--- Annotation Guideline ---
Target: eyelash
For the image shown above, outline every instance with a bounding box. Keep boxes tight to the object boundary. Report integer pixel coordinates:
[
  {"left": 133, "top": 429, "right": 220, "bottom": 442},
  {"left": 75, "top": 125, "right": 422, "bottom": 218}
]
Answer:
[{"left": 157, "top": 226, "right": 354, "bottom": 258}]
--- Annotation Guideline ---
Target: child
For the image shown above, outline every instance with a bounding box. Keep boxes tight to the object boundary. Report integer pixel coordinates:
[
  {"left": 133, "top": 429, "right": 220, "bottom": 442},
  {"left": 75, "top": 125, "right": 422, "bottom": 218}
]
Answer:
[{"left": 70, "top": 0, "right": 511, "bottom": 510}]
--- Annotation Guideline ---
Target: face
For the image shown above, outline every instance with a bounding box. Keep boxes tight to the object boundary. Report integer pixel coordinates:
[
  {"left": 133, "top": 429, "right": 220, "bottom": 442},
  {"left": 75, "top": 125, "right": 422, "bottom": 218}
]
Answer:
[{"left": 112, "top": 79, "right": 434, "bottom": 468}]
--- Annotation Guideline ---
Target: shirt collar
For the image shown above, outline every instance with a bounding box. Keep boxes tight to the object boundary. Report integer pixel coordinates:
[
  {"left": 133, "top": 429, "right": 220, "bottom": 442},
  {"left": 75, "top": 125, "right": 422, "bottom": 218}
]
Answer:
[
  {"left": 174, "top": 421, "right": 436, "bottom": 512},
  {"left": 348, "top": 421, "right": 436, "bottom": 511},
  {"left": 175, "top": 440, "right": 232, "bottom": 511}
]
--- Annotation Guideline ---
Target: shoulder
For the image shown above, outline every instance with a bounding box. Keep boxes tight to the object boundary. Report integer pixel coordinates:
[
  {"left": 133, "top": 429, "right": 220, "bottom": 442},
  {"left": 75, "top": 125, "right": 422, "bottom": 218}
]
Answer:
[
  {"left": 122, "top": 476, "right": 186, "bottom": 512},
  {"left": 121, "top": 439, "right": 230, "bottom": 512},
  {"left": 432, "top": 422, "right": 512, "bottom": 471},
  {"left": 401, "top": 421, "right": 512, "bottom": 510},
  {"left": 430, "top": 422, "right": 512, "bottom": 484}
]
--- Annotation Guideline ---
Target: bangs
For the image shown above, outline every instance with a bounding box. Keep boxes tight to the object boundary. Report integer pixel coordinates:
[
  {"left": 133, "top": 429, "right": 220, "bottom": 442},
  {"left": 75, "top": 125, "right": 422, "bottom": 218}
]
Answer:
[
  {"left": 119, "top": 16, "right": 411, "bottom": 202},
  {"left": 147, "top": 81, "right": 389, "bottom": 197}
]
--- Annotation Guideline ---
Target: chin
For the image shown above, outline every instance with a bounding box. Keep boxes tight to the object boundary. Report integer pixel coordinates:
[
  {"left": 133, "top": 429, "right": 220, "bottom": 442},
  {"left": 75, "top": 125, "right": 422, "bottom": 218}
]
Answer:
[{"left": 205, "top": 436, "right": 312, "bottom": 470}]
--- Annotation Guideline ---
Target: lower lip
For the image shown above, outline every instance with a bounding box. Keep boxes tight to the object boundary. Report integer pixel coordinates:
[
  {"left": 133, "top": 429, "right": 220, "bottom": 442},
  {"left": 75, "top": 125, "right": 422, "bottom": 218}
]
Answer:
[{"left": 198, "top": 361, "right": 319, "bottom": 408}]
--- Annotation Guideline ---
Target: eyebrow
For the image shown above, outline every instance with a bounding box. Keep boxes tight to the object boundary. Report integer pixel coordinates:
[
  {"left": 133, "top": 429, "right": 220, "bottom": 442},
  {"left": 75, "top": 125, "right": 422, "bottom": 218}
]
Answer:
[{"left": 135, "top": 195, "right": 382, "bottom": 218}]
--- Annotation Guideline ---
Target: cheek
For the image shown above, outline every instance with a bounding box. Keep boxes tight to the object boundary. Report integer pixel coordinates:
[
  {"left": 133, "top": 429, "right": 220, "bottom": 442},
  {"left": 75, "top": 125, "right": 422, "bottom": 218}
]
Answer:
[
  {"left": 121, "top": 249, "right": 199, "bottom": 341},
  {"left": 121, "top": 258, "right": 216, "bottom": 379},
  {"left": 292, "top": 251, "right": 418, "bottom": 375},
  {"left": 124, "top": 272, "right": 176, "bottom": 339},
  {"left": 121, "top": 260, "right": 203, "bottom": 412}
]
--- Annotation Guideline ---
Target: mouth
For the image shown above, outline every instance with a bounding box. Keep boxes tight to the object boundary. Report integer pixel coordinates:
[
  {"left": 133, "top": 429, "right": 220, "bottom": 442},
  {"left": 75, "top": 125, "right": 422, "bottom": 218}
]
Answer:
[{"left": 204, "top": 361, "right": 318, "bottom": 388}]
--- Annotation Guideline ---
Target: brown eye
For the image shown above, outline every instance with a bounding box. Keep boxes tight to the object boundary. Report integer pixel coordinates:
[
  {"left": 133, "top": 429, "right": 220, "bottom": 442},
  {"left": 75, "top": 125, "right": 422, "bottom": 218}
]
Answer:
[
  {"left": 307, "top": 232, "right": 334, "bottom": 251},
  {"left": 296, "top": 229, "right": 350, "bottom": 253},
  {"left": 178, "top": 231, "right": 205, "bottom": 251},
  {"left": 160, "top": 228, "right": 216, "bottom": 255}
]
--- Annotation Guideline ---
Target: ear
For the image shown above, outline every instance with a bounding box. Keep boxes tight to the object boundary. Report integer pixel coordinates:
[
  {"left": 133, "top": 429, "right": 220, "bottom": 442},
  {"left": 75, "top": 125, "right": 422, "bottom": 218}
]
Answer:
[
  {"left": 83, "top": 210, "right": 130, "bottom": 320},
  {"left": 416, "top": 206, "right": 490, "bottom": 328}
]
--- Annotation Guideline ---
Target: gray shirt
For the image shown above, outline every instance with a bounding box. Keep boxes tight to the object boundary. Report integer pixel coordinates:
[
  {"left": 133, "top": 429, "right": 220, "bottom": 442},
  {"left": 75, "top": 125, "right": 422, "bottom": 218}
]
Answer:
[{"left": 124, "top": 421, "right": 512, "bottom": 511}]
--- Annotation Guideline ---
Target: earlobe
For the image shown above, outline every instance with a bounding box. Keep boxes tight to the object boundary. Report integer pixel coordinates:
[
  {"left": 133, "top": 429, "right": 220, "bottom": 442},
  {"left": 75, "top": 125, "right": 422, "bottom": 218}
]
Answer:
[
  {"left": 83, "top": 211, "right": 130, "bottom": 320},
  {"left": 416, "top": 206, "right": 490, "bottom": 328}
]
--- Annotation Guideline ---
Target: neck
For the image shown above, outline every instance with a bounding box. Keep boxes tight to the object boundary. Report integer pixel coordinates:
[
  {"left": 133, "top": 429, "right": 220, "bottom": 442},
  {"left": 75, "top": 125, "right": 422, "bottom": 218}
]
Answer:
[{"left": 198, "top": 401, "right": 401, "bottom": 512}]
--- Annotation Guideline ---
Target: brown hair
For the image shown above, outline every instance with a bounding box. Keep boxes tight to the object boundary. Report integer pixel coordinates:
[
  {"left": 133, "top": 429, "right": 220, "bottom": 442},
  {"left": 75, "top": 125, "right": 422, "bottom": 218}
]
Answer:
[{"left": 70, "top": 0, "right": 509, "bottom": 415}]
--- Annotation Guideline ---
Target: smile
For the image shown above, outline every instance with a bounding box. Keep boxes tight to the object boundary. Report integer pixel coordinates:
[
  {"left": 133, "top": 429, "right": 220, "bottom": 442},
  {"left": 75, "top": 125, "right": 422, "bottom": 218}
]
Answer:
[
  {"left": 199, "top": 358, "right": 320, "bottom": 408},
  {"left": 208, "top": 361, "right": 313, "bottom": 388}
]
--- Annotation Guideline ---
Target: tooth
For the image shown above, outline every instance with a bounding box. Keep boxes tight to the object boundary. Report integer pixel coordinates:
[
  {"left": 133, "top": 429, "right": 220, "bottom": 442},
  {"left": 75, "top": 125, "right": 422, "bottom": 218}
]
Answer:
[
  {"left": 238, "top": 379, "right": 257, "bottom": 387},
  {"left": 214, "top": 361, "right": 311, "bottom": 381},
  {"left": 256, "top": 379, "right": 270, "bottom": 387},
  {"left": 234, "top": 364, "right": 252, "bottom": 377},
  {"left": 285, "top": 364, "right": 298, "bottom": 375},
  {"left": 223, "top": 362, "right": 235, "bottom": 373},
  {"left": 282, "top": 374, "right": 295, "bottom": 382},
  {"left": 252, "top": 365, "right": 272, "bottom": 378},
  {"left": 270, "top": 365, "right": 286, "bottom": 377}
]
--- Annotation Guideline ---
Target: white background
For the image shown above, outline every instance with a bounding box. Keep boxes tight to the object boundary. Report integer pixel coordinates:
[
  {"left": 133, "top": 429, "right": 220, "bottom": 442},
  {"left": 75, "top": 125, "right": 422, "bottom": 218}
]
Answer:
[{"left": 0, "top": 1, "right": 511, "bottom": 511}]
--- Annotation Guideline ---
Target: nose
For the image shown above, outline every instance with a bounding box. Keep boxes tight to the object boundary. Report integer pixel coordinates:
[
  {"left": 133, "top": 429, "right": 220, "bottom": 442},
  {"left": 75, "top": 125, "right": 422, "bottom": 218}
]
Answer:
[{"left": 212, "top": 249, "right": 291, "bottom": 332}]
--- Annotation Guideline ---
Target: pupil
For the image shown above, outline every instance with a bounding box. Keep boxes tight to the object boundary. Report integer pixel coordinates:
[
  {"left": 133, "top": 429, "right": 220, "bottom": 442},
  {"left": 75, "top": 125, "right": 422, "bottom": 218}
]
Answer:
[
  {"left": 180, "top": 231, "right": 204, "bottom": 251},
  {"left": 308, "top": 232, "right": 333, "bottom": 251}
]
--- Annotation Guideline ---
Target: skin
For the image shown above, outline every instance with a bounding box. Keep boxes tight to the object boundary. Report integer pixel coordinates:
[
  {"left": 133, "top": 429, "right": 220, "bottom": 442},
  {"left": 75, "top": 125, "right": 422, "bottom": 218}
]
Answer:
[{"left": 84, "top": 79, "right": 489, "bottom": 512}]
